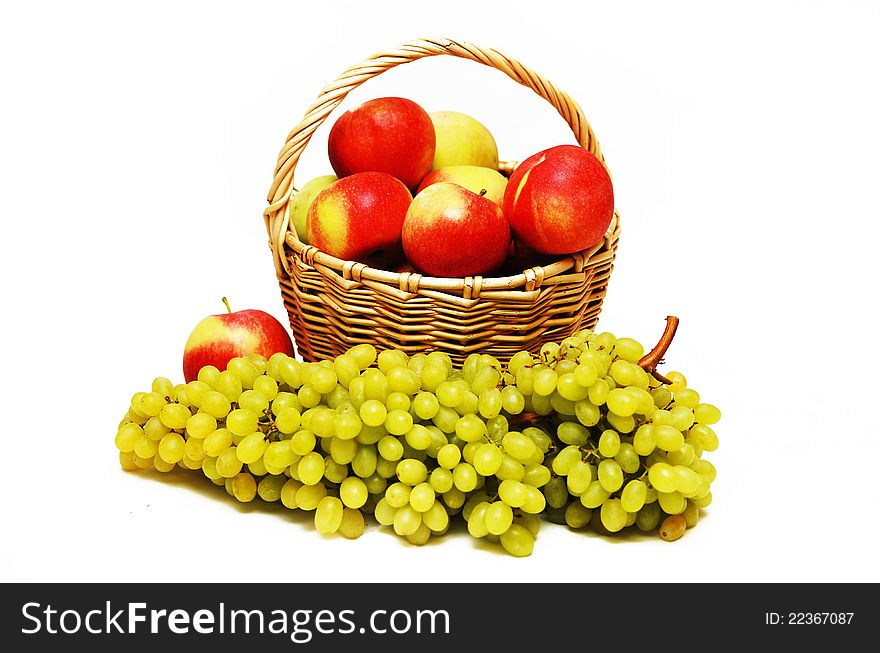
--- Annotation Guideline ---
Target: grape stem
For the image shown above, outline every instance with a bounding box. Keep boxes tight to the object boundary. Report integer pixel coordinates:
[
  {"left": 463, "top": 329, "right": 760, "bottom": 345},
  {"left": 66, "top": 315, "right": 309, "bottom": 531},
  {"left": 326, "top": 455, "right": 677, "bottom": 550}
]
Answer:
[{"left": 638, "top": 316, "right": 680, "bottom": 385}]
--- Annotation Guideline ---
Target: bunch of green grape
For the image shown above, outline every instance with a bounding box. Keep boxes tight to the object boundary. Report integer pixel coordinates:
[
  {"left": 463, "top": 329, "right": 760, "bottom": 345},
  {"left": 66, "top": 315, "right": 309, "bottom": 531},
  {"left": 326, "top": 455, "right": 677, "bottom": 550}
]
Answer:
[{"left": 114, "top": 327, "right": 720, "bottom": 555}]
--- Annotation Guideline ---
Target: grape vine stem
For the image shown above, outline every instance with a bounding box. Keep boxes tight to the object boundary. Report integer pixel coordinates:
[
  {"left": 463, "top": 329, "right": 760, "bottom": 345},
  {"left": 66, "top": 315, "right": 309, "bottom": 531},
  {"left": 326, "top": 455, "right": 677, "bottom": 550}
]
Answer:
[{"left": 638, "top": 316, "right": 680, "bottom": 385}]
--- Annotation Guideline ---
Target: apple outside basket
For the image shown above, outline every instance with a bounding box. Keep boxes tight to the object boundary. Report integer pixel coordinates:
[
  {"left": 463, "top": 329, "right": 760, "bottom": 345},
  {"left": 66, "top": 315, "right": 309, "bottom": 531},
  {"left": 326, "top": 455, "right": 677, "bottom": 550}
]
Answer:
[{"left": 263, "top": 37, "right": 621, "bottom": 365}]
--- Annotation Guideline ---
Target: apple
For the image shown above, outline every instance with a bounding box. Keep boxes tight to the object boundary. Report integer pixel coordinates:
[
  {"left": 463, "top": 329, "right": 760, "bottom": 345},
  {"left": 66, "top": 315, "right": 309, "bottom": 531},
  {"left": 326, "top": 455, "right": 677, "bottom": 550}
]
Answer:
[
  {"left": 402, "top": 182, "right": 510, "bottom": 277},
  {"left": 327, "top": 97, "right": 435, "bottom": 190},
  {"left": 288, "top": 174, "right": 337, "bottom": 244},
  {"left": 183, "top": 298, "right": 295, "bottom": 383},
  {"left": 306, "top": 171, "right": 412, "bottom": 263},
  {"left": 417, "top": 165, "right": 508, "bottom": 206},
  {"left": 502, "top": 144, "right": 614, "bottom": 255},
  {"left": 430, "top": 111, "right": 498, "bottom": 170}
]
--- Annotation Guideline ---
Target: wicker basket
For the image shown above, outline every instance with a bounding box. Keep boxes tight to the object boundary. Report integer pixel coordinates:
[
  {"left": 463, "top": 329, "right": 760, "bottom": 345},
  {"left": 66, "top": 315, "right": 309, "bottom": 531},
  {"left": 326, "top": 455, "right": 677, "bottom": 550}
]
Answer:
[{"left": 263, "top": 37, "right": 621, "bottom": 365}]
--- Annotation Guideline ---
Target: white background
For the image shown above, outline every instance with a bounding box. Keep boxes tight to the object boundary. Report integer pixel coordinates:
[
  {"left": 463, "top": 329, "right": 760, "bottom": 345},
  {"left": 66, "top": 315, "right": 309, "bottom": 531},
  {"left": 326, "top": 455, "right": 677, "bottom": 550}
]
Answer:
[{"left": 2, "top": 0, "right": 878, "bottom": 584}]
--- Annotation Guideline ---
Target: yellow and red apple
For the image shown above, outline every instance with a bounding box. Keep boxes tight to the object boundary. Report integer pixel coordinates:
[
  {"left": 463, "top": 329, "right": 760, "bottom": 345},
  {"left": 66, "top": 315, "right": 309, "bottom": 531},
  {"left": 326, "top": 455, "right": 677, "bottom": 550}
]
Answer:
[
  {"left": 183, "top": 298, "right": 294, "bottom": 383},
  {"left": 402, "top": 182, "right": 510, "bottom": 277},
  {"left": 429, "top": 111, "right": 498, "bottom": 170},
  {"left": 328, "top": 97, "right": 435, "bottom": 190},
  {"left": 502, "top": 144, "right": 614, "bottom": 255},
  {"left": 417, "top": 165, "right": 508, "bottom": 206},
  {"left": 289, "top": 174, "right": 337, "bottom": 244},
  {"left": 306, "top": 171, "right": 412, "bottom": 264}
]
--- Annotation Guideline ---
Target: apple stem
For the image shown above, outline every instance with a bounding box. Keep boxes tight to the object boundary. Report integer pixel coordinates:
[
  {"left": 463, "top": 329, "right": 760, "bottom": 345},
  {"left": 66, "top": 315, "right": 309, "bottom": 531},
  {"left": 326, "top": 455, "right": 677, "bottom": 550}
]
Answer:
[
  {"left": 638, "top": 316, "right": 680, "bottom": 385},
  {"left": 221, "top": 297, "right": 232, "bottom": 314},
  {"left": 479, "top": 188, "right": 488, "bottom": 197}
]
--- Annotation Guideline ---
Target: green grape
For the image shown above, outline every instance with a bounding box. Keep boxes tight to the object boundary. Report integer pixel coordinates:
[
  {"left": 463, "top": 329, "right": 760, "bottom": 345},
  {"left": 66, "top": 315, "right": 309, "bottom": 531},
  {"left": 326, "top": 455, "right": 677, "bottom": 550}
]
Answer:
[
  {"left": 551, "top": 445, "right": 582, "bottom": 476},
  {"left": 184, "top": 436, "right": 205, "bottom": 462},
  {"left": 606, "top": 412, "right": 635, "bottom": 434},
  {"left": 158, "top": 403, "right": 190, "bottom": 430},
  {"left": 252, "top": 374, "right": 278, "bottom": 401},
  {"left": 383, "top": 482, "right": 411, "bottom": 509},
  {"left": 467, "top": 502, "right": 490, "bottom": 538},
  {"left": 393, "top": 505, "right": 422, "bottom": 536},
  {"left": 349, "top": 444, "right": 377, "bottom": 478},
  {"left": 655, "top": 425, "right": 685, "bottom": 452},
  {"left": 201, "top": 456, "right": 220, "bottom": 481},
  {"left": 574, "top": 399, "right": 600, "bottom": 427},
  {"left": 333, "top": 507, "right": 364, "bottom": 539},
  {"left": 358, "top": 399, "right": 387, "bottom": 427},
  {"left": 692, "top": 491, "right": 712, "bottom": 509},
  {"left": 236, "top": 432, "right": 267, "bottom": 465},
  {"left": 587, "top": 379, "right": 609, "bottom": 406},
  {"left": 377, "top": 435, "right": 404, "bottom": 462},
  {"left": 522, "top": 463, "right": 551, "bottom": 488},
  {"left": 216, "top": 369, "right": 243, "bottom": 402},
  {"left": 420, "top": 364, "right": 448, "bottom": 393},
  {"left": 385, "top": 409, "right": 413, "bottom": 436},
  {"left": 549, "top": 393, "right": 576, "bottom": 416},
  {"left": 515, "top": 366, "right": 535, "bottom": 395},
  {"left": 295, "top": 483, "right": 327, "bottom": 511},
  {"left": 455, "top": 414, "right": 486, "bottom": 443},
  {"left": 437, "top": 444, "right": 461, "bottom": 469},
  {"left": 216, "top": 447, "right": 244, "bottom": 478},
  {"left": 348, "top": 377, "right": 366, "bottom": 409},
  {"left": 597, "top": 459, "right": 624, "bottom": 492},
  {"left": 682, "top": 501, "right": 700, "bottom": 528},
  {"left": 375, "top": 456, "right": 398, "bottom": 479},
  {"left": 478, "top": 388, "right": 503, "bottom": 419},
  {"left": 673, "top": 388, "right": 700, "bottom": 409},
  {"left": 533, "top": 368, "right": 558, "bottom": 396},
  {"left": 557, "top": 421, "right": 590, "bottom": 446},
  {"left": 471, "top": 366, "right": 500, "bottom": 395},
  {"left": 230, "top": 472, "right": 257, "bottom": 502},
  {"left": 432, "top": 406, "right": 459, "bottom": 433},
  {"left": 297, "top": 385, "right": 323, "bottom": 409},
  {"left": 636, "top": 501, "right": 661, "bottom": 531},
  {"left": 332, "top": 412, "right": 361, "bottom": 440},
  {"left": 412, "top": 392, "right": 440, "bottom": 420},
  {"left": 498, "top": 479, "right": 529, "bottom": 508},
  {"left": 422, "top": 501, "right": 449, "bottom": 532},
  {"left": 456, "top": 390, "right": 480, "bottom": 416},
  {"left": 151, "top": 376, "right": 175, "bottom": 397},
  {"left": 185, "top": 412, "right": 216, "bottom": 440},
  {"left": 473, "top": 443, "right": 503, "bottom": 476},
  {"left": 429, "top": 468, "right": 454, "bottom": 493},
  {"left": 409, "top": 482, "right": 436, "bottom": 512},
  {"left": 614, "top": 337, "right": 645, "bottom": 363},
  {"left": 667, "top": 405, "right": 694, "bottom": 431},
  {"left": 633, "top": 424, "right": 657, "bottom": 456},
  {"left": 396, "top": 458, "right": 428, "bottom": 486},
  {"left": 565, "top": 502, "right": 593, "bottom": 528},
  {"left": 239, "top": 389, "right": 269, "bottom": 415},
  {"left": 337, "top": 476, "right": 368, "bottom": 509},
  {"left": 606, "top": 388, "right": 637, "bottom": 417},
  {"left": 452, "top": 463, "right": 478, "bottom": 492},
  {"left": 385, "top": 391, "right": 410, "bottom": 413},
  {"left": 271, "top": 391, "right": 299, "bottom": 415},
  {"left": 667, "top": 443, "right": 696, "bottom": 466},
  {"left": 378, "top": 348, "right": 408, "bottom": 374},
  {"left": 565, "top": 460, "right": 593, "bottom": 495},
  {"left": 134, "top": 435, "right": 159, "bottom": 459},
  {"left": 298, "top": 451, "right": 325, "bottom": 485},
  {"left": 226, "top": 408, "right": 258, "bottom": 437},
  {"left": 184, "top": 380, "right": 211, "bottom": 408},
  {"left": 330, "top": 436, "right": 357, "bottom": 465},
  {"left": 332, "top": 353, "right": 360, "bottom": 389},
  {"left": 138, "top": 392, "right": 167, "bottom": 418},
  {"left": 386, "top": 366, "right": 420, "bottom": 395},
  {"left": 373, "top": 498, "right": 396, "bottom": 526},
  {"left": 436, "top": 381, "right": 464, "bottom": 408},
  {"left": 348, "top": 343, "right": 377, "bottom": 370},
  {"left": 621, "top": 479, "right": 648, "bottom": 512},
  {"left": 692, "top": 459, "right": 716, "bottom": 482},
  {"left": 674, "top": 465, "right": 701, "bottom": 496},
  {"left": 507, "top": 351, "right": 533, "bottom": 375},
  {"left": 580, "top": 481, "right": 610, "bottom": 509},
  {"left": 522, "top": 427, "right": 552, "bottom": 453},
  {"left": 484, "top": 502, "right": 514, "bottom": 535},
  {"left": 144, "top": 417, "right": 171, "bottom": 441},
  {"left": 356, "top": 424, "right": 385, "bottom": 446},
  {"left": 694, "top": 403, "right": 721, "bottom": 425},
  {"left": 600, "top": 498, "right": 628, "bottom": 532},
  {"left": 500, "top": 386, "right": 525, "bottom": 414},
  {"left": 310, "top": 367, "right": 338, "bottom": 395},
  {"left": 314, "top": 496, "right": 344, "bottom": 534},
  {"left": 500, "top": 524, "right": 534, "bottom": 557},
  {"left": 597, "top": 429, "right": 620, "bottom": 457},
  {"left": 502, "top": 431, "right": 537, "bottom": 462},
  {"left": 614, "top": 443, "right": 641, "bottom": 474},
  {"left": 520, "top": 486, "right": 546, "bottom": 514},
  {"left": 132, "top": 452, "right": 154, "bottom": 469},
  {"left": 648, "top": 462, "right": 678, "bottom": 493},
  {"left": 229, "top": 357, "right": 261, "bottom": 389},
  {"left": 555, "top": 373, "right": 589, "bottom": 402},
  {"left": 658, "top": 491, "right": 686, "bottom": 515},
  {"left": 461, "top": 441, "right": 480, "bottom": 464},
  {"left": 158, "top": 433, "right": 185, "bottom": 464},
  {"left": 256, "top": 474, "right": 286, "bottom": 502},
  {"left": 202, "top": 428, "right": 232, "bottom": 457},
  {"left": 115, "top": 423, "right": 143, "bottom": 452},
  {"left": 289, "top": 429, "right": 315, "bottom": 456},
  {"left": 153, "top": 455, "right": 176, "bottom": 473},
  {"left": 264, "top": 440, "right": 294, "bottom": 470},
  {"left": 628, "top": 386, "right": 655, "bottom": 413},
  {"left": 404, "top": 424, "right": 433, "bottom": 451},
  {"left": 573, "top": 362, "right": 599, "bottom": 388},
  {"left": 195, "top": 365, "right": 220, "bottom": 388},
  {"left": 701, "top": 427, "right": 719, "bottom": 452},
  {"left": 486, "top": 415, "right": 509, "bottom": 441}
]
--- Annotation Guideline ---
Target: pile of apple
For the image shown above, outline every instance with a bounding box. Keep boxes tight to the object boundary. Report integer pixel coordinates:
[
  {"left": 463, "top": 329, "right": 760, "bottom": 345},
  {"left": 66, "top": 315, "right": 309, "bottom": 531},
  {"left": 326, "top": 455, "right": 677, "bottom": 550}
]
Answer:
[{"left": 289, "top": 97, "right": 615, "bottom": 278}]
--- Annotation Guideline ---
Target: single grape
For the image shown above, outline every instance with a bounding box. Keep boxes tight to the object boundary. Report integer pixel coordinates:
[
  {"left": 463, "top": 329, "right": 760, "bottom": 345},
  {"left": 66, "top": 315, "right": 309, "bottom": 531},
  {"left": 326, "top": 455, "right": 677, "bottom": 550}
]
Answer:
[
  {"left": 500, "top": 524, "right": 534, "bottom": 557},
  {"left": 565, "top": 502, "right": 593, "bottom": 529},
  {"left": 659, "top": 514, "right": 687, "bottom": 541},
  {"left": 484, "top": 501, "right": 514, "bottom": 535}
]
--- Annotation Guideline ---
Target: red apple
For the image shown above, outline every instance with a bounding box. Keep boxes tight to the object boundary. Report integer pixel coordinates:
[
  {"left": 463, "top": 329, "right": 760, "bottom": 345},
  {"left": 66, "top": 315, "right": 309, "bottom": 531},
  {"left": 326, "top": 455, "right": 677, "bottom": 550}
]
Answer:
[
  {"left": 183, "top": 298, "right": 294, "bottom": 383},
  {"left": 402, "top": 182, "right": 510, "bottom": 277},
  {"left": 306, "top": 171, "right": 412, "bottom": 263},
  {"left": 327, "top": 97, "right": 435, "bottom": 190},
  {"left": 502, "top": 144, "right": 614, "bottom": 255}
]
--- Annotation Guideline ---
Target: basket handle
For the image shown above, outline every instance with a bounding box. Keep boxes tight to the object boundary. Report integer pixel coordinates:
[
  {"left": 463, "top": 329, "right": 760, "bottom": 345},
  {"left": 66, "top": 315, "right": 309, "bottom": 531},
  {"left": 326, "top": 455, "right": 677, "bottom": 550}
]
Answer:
[{"left": 264, "top": 36, "right": 607, "bottom": 277}]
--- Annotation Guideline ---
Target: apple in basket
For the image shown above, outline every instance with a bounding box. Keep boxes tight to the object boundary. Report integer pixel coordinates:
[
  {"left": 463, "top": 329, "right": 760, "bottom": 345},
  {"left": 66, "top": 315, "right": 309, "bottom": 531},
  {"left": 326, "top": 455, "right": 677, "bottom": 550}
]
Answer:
[
  {"left": 306, "top": 171, "right": 412, "bottom": 265},
  {"left": 402, "top": 182, "right": 510, "bottom": 278},
  {"left": 429, "top": 111, "right": 499, "bottom": 170},
  {"left": 182, "top": 298, "right": 295, "bottom": 383},
  {"left": 328, "top": 97, "right": 435, "bottom": 191},
  {"left": 417, "top": 165, "right": 508, "bottom": 207},
  {"left": 288, "top": 174, "right": 338, "bottom": 244},
  {"left": 502, "top": 144, "right": 614, "bottom": 255}
]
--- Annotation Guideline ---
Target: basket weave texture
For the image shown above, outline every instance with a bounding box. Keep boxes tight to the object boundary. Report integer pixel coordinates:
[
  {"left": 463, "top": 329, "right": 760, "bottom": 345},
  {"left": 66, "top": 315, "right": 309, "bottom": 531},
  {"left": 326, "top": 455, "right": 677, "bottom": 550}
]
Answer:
[{"left": 263, "top": 37, "right": 621, "bottom": 365}]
